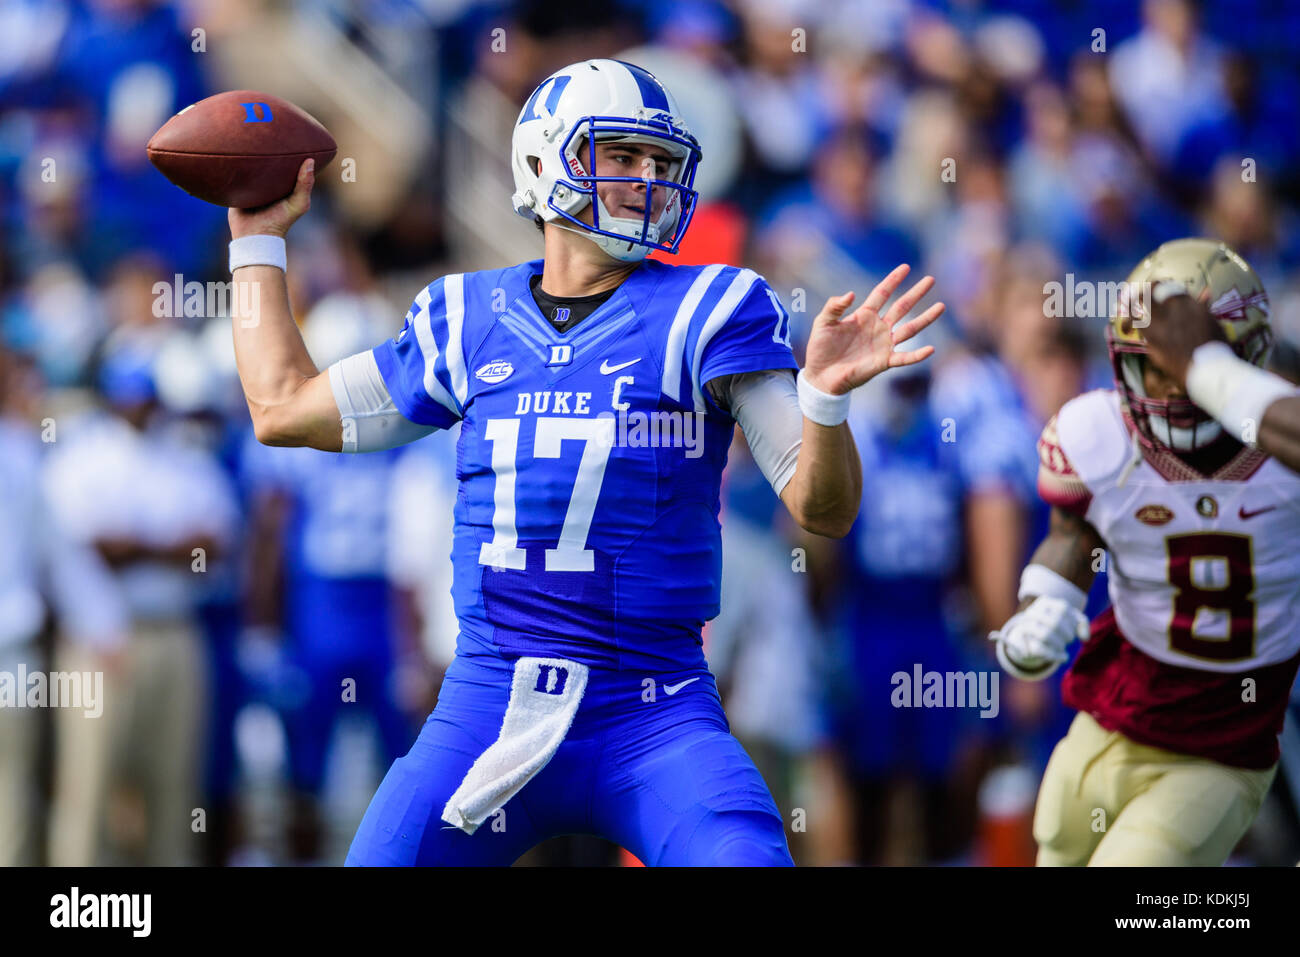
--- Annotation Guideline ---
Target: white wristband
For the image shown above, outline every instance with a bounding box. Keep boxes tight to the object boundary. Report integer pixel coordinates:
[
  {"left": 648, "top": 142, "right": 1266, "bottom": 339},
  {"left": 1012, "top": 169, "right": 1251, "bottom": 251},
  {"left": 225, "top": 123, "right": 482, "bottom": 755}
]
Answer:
[
  {"left": 1186, "top": 341, "right": 1297, "bottom": 446},
  {"left": 1018, "top": 563, "right": 1087, "bottom": 610},
  {"left": 796, "top": 368, "right": 850, "bottom": 426},
  {"left": 229, "top": 234, "right": 287, "bottom": 273}
]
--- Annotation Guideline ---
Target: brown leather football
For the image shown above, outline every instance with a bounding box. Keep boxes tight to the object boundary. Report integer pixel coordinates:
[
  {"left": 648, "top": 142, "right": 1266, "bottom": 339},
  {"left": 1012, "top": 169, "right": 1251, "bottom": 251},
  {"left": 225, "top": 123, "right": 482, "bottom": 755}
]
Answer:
[{"left": 146, "top": 91, "right": 337, "bottom": 208}]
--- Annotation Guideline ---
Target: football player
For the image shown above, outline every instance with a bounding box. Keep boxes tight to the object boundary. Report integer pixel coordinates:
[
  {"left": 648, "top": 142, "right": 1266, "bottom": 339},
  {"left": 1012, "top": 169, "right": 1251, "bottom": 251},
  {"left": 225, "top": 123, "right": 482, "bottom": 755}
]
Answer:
[
  {"left": 223, "top": 59, "right": 943, "bottom": 865},
  {"left": 990, "top": 238, "right": 1300, "bottom": 866},
  {"left": 824, "top": 364, "right": 978, "bottom": 866}
]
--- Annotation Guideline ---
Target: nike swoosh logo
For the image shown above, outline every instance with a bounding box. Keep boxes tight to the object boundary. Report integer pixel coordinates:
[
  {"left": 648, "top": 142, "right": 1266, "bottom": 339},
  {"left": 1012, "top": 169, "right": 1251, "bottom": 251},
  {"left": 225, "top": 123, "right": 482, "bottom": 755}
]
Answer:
[
  {"left": 663, "top": 677, "right": 700, "bottom": 696},
  {"left": 600, "top": 358, "right": 641, "bottom": 375},
  {"left": 1238, "top": 505, "right": 1277, "bottom": 519}
]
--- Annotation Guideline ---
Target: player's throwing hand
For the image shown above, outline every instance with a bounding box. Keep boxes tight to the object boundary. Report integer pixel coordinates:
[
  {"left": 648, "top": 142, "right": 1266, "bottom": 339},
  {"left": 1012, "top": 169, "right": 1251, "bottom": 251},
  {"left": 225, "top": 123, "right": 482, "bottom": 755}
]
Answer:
[
  {"left": 801, "top": 264, "right": 945, "bottom": 395},
  {"left": 228, "top": 158, "right": 316, "bottom": 240}
]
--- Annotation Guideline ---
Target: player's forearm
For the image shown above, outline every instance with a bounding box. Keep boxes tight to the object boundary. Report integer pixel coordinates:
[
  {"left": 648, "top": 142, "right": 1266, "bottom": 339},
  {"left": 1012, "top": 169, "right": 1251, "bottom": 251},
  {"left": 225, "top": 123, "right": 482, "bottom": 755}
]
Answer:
[
  {"left": 230, "top": 264, "right": 316, "bottom": 411},
  {"left": 780, "top": 419, "right": 861, "bottom": 538},
  {"left": 1258, "top": 396, "right": 1300, "bottom": 473},
  {"left": 230, "top": 264, "right": 339, "bottom": 448},
  {"left": 1025, "top": 506, "right": 1102, "bottom": 596},
  {"left": 1185, "top": 341, "right": 1300, "bottom": 471}
]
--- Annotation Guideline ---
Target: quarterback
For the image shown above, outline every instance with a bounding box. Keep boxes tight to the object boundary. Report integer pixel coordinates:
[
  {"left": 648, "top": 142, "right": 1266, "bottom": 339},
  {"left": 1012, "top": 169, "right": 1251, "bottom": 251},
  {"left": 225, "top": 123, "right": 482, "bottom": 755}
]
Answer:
[
  {"left": 223, "top": 59, "right": 942, "bottom": 865},
  {"left": 990, "top": 238, "right": 1300, "bottom": 866}
]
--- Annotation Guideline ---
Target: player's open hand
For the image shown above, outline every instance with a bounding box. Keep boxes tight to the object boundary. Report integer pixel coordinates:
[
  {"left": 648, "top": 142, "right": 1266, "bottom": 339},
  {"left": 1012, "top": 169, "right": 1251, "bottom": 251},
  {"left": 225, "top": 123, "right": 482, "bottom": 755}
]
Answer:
[
  {"left": 228, "top": 158, "right": 315, "bottom": 240},
  {"left": 802, "top": 264, "right": 944, "bottom": 395}
]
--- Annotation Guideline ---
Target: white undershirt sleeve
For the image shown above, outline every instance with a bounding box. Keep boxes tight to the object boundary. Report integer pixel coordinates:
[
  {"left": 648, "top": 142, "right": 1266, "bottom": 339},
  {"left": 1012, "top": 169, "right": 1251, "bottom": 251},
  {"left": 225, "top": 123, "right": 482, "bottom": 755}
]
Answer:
[
  {"left": 714, "top": 369, "right": 804, "bottom": 497},
  {"left": 328, "top": 350, "right": 440, "bottom": 453}
]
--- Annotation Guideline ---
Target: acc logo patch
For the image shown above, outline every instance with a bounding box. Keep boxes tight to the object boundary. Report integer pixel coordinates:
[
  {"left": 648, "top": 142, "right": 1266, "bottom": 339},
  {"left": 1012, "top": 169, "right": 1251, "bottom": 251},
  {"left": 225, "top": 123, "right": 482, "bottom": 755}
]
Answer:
[
  {"left": 475, "top": 359, "right": 514, "bottom": 383},
  {"left": 1196, "top": 495, "right": 1219, "bottom": 518},
  {"left": 1135, "top": 504, "right": 1174, "bottom": 526}
]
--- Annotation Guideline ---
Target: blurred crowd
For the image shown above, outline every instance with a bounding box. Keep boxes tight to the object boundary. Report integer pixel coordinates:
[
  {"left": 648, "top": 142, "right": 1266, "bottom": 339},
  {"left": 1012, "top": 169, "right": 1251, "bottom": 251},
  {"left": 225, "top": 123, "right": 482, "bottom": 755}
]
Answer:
[{"left": 2, "top": 0, "right": 1300, "bottom": 866}]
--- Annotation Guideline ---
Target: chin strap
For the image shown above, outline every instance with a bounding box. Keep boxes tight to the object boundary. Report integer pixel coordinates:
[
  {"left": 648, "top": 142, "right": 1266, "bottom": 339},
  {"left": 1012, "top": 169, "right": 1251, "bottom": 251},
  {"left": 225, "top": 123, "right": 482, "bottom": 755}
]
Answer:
[
  {"left": 1116, "top": 427, "right": 1143, "bottom": 488},
  {"left": 543, "top": 215, "right": 652, "bottom": 263}
]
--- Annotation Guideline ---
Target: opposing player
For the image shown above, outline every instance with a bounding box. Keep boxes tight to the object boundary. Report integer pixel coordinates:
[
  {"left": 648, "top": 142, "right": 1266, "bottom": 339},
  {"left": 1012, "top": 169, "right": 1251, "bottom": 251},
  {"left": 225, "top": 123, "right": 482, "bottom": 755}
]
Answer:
[
  {"left": 224, "top": 59, "right": 943, "bottom": 865},
  {"left": 990, "top": 238, "right": 1300, "bottom": 866}
]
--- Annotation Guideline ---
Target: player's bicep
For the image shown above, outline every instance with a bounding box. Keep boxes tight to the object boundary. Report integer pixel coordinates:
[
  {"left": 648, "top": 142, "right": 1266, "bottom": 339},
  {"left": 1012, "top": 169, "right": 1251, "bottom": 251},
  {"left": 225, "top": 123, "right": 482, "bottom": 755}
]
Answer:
[
  {"left": 328, "top": 350, "right": 439, "bottom": 453},
  {"left": 691, "top": 272, "right": 797, "bottom": 409}
]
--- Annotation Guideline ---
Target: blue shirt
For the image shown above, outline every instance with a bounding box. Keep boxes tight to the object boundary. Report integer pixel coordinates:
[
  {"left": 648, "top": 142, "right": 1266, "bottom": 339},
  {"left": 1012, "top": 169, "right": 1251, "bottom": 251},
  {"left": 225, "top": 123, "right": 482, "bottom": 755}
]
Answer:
[{"left": 242, "top": 436, "right": 401, "bottom": 655}]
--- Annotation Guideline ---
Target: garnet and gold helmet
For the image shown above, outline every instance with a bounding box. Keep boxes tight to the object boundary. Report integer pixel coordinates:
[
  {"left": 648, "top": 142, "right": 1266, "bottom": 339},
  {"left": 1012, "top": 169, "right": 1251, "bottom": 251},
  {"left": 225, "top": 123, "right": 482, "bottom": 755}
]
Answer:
[{"left": 1107, "top": 238, "right": 1271, "bottom": 450}]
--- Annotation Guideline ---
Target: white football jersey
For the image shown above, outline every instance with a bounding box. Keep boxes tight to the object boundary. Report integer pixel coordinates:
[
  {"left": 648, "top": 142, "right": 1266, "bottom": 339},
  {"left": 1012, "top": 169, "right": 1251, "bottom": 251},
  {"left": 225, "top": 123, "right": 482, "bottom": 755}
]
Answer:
[{"left": 1044, "top": 389, "right": 1300, "bottom": 673}]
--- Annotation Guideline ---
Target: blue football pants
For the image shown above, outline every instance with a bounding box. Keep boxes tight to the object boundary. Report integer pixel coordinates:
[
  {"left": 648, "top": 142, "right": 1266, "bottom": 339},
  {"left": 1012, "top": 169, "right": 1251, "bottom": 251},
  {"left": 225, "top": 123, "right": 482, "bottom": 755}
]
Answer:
[{"left": 345, "top": 651, "right": 793, "bottom": 866}]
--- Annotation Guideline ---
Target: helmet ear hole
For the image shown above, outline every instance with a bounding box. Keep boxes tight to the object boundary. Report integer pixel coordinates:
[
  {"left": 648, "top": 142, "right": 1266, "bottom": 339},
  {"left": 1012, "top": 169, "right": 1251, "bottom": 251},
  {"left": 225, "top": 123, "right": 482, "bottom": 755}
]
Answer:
[{"left": 528, "top": 156, "right": 541, "bottom": 175}]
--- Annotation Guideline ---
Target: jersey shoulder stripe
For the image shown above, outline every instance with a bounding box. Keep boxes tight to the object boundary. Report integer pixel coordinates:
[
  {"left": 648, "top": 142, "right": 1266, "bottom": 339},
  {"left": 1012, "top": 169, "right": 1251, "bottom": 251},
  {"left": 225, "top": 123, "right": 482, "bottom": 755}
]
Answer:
[
  {"left": 373, "top": 271, "right": 480, "bottom": 428},
  {"left": 377, "top": 264, "right": 543, "bottom": 428},
  {"left": 661, "top": 263, "right": 726, "bottom": 402},
  {"left": 443, "top": 273, "right": 468, "bottom": 407},
  {"left": 654, "top": 262, "right": 795, "bottom": 411},
  {"left": 408, "top": 279, "right": 461, "bottom": 417},
  {"left": 689, "top": 267, "right": 762, "bottom": 412}
]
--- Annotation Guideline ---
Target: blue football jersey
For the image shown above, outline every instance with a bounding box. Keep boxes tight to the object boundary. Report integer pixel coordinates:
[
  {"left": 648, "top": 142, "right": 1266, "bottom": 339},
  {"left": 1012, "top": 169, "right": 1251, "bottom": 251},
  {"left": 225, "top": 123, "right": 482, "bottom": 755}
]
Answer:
[
  {"left": 373, "top": 258, "right": 797, "bottom": 671},
  {"left": 852, "top": 412, "right": 964, "bottom": 579},
  {"left": 241, "top": 436, "right": 404, "bottom": 657},
  {"left": 842, "top": 398, "right": 967, "bottom": 641}
]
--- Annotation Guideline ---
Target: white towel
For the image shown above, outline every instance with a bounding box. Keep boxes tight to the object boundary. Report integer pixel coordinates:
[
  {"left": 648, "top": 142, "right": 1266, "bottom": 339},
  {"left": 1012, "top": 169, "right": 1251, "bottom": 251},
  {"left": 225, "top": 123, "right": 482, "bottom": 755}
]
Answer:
[{"left": 441, "top": 656, "right": 588, "bottom": 835}]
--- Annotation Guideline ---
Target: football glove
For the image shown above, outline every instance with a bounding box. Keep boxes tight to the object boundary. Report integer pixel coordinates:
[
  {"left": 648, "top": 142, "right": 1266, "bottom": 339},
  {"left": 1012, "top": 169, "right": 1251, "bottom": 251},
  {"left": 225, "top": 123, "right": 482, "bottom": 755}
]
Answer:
[{"left": 990, "top": 594, "right": 1090, "bottom": 681}]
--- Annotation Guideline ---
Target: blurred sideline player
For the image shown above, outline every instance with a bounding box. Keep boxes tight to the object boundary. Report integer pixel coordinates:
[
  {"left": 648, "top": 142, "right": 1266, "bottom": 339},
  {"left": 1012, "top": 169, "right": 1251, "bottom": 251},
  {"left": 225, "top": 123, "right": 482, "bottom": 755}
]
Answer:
[
  {"left": 822, "top": 366, "right": 973, "bottom": 864},
  {"left": 0, "top": 349, "right": 128, "bottom": 865},
  {"left": 240, "top": 300, "right": 414, "bottom": 864},
  {"left": 223, "top": 59, "right": 944, "bottom": 865},
  {"left": 990, "top": 238, "right": 1300, "bottom": 866},
  {"left": 44, "top": 344, "right": 239, "bottom": 865}
]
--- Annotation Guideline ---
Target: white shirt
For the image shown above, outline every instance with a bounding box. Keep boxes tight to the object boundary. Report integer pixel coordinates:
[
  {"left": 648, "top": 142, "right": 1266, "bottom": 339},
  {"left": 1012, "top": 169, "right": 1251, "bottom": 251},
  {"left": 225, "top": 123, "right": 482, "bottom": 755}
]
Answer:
[
  {"left": 0, "top": 418, "right": 127, "bottom": 649},
  {"left": 43, "top": 412, "right": 239, "bottom": 622}
]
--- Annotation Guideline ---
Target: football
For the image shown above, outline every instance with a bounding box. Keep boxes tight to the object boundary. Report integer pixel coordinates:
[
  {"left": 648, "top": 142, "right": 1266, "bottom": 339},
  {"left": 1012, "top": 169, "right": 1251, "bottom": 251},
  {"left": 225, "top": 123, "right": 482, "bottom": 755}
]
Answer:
[{"left": 146, "top": 90, "right": 336, "bottom": 209}]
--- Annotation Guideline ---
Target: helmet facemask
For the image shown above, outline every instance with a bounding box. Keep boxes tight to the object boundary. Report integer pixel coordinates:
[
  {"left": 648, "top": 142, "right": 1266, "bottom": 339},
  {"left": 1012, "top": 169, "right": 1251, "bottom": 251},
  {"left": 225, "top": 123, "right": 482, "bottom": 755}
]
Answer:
[
  {"left": 1108, "top": 330, "right": 1224, "bottom": 451},
  {"left": 546, "top": 116, "right": 701, "bottom": 262}
]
